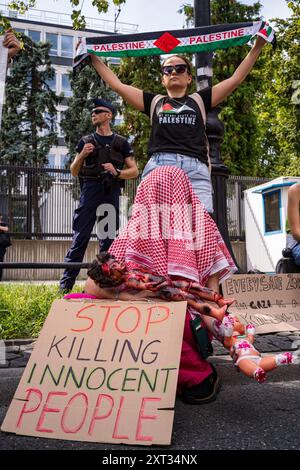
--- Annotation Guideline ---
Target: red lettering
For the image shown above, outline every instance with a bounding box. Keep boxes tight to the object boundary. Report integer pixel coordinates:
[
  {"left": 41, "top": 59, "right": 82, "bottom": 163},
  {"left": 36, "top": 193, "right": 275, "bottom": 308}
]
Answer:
[
  {"left": 115, "top": 307, "right": 141, "bottom": 334},
  {"left": 189, "top": 37, "right": 196, "bottom": 44},
  {"left": 36, "top": 391, "right": 68, "bottom": 433},
  {"left": 135, "top": 397, "right": 161, "bottom": 442},
  {"left": 145, "top": 306, "right": 170, "bottom": 334},
  {"left": 88, "top": 394, "right": 114, "bottom": 436},
  {"left": 99, "top": 306, "right": 120, "bottom": 332},
  {"left": 112, "top": 396, "right": 129, "bottom": 440},
  {"left": 17, "top": 388, "right": 42, "bottom": 428},
  {"left": 71, "top": 304, "right": 96, "bottom": 332},
  {"left": 61, "top": 392, "right": 89, "bottom": 434}
]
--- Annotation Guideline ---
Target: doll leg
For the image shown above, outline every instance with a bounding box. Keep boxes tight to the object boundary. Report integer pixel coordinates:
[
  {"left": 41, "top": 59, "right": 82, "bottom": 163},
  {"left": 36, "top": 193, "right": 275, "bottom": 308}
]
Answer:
[
  {"left": 260, "top": 352, "right": 293, "bottom": 372},
  {"left": 245, "top": 324, "right": 255, "bottom": 344},
  {"left": 253, "top": 367, "right": 266, "bottom": 383},
  {"left": 198, "top": 314, "right": 231, "bottom": 341},
  {"left": 236, "top": 357, "right": 266, "bottom": 382}
]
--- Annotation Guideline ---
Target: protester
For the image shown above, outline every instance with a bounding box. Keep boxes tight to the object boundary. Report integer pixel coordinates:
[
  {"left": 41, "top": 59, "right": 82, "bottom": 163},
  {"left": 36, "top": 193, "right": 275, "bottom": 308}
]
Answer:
[
  {"left": 0, "top": 215, "right": 11, "bottom": 281},
  {"left": 83, "top": 166, "right": 237, "bottom": 404},
  {"left": 89, "top": 36, "right": 267, "bottom": 213},
  {"left": 287, "top": 182, "right": 300, "bottom": 266},
  {"left": 59, "top": 98, "right": 138, "bottom": 292}
]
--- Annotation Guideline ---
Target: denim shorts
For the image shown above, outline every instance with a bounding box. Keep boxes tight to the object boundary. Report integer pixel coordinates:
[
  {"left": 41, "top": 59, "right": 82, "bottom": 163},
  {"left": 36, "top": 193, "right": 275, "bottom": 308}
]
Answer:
[
  {"left": 292, "top": 243, "right": 300, "bottom": 266},
  {"left": 142, "top": 152, "right": 213, "bottom": 213}
]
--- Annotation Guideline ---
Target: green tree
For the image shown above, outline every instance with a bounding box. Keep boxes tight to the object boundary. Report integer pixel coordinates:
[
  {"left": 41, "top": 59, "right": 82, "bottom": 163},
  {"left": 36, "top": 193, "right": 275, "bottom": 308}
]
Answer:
[
  {"left": 60, "top": 64, "right": 119, "bottom": 162},
  {"left": 0, "top": 34, "right": 60, "bottom": 234},
  {"left": 183, "top": 1, "right": 264, "bottom": 176},
  {"left": 255, "top": 0, "right": 300, "bottom": 177}
]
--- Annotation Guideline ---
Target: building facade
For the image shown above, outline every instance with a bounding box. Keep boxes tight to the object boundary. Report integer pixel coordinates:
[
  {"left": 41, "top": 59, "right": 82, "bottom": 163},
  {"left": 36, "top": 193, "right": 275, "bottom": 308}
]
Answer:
[{"left": 1, "top": 3, "right": 137, "bottom": 167}]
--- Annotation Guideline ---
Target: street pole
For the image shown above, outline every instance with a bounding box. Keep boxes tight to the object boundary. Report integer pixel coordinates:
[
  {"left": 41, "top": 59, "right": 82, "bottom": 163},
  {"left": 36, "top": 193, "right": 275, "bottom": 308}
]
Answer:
[
  {"left": 194, "top": 0, "right": 240, "bottom": 269},
  {"left": 0, "top": 37, "right": 8, "bottom": 132},
  {"left": 114, "top": 6, "right": 121, "bottom": 33}
]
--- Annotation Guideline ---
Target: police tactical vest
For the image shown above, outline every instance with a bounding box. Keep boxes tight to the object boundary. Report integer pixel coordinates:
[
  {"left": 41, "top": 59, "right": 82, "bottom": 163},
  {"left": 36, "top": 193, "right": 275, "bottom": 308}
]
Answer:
[{"left": 78, "top": 133, "right": 126, "bottom": 179}]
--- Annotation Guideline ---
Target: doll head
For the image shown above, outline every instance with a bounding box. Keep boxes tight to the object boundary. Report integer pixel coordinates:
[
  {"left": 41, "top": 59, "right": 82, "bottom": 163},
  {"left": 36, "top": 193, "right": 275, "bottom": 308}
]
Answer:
[{"left": 87, "top": 252, "right": 126, "bottom": 287}]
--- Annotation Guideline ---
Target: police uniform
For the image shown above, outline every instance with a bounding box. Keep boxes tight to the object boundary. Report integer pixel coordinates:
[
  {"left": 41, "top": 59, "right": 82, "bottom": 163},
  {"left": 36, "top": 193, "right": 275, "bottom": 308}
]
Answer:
[{"left": 60, "top": 121, "right": 133, "bottom": 291}]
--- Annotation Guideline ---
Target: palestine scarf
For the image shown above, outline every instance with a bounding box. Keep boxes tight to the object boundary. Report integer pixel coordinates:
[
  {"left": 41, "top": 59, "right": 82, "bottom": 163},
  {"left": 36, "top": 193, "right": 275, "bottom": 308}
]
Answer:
[{"left": 73, "top": 20, "right": 275, "bottom": 74}]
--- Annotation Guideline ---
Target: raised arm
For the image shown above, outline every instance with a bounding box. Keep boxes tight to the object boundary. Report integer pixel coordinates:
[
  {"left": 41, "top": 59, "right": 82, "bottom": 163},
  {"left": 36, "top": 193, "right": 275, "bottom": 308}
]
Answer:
[
  {"left": 90, "top": 55, "right": 144, "bottom": 111},
  {"left": 3, "top": 29, "right": 21, "bottom": 61},
  {"left": 211, "top": 36, "right": 267, "bottom": 108},
  {"left": 287, "top": 184, "right": 300, "bottom": 242}
]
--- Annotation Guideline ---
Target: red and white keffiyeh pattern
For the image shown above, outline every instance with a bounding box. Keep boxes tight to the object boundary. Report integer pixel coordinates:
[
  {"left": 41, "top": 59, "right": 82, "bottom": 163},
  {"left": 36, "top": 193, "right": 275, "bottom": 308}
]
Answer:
[{"left": 110, "top": 166, "right": 237, "bottom": 285}]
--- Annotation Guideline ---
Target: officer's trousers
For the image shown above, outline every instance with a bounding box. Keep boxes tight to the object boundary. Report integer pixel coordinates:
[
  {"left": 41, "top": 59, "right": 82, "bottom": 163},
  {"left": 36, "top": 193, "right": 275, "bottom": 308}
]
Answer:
[{"left": 60, "top": 180, "right": 120, "bottom": 290}]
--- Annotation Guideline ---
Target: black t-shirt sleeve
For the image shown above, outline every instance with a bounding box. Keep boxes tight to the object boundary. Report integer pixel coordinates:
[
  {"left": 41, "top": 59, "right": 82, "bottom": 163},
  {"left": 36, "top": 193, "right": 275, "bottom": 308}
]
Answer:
[
  {"left": 76, "top": 138, "right": 85, "bottom": 154},
  {"left": 121, "top": 140, "right": 133, "bottom": 158},
  {"left": 197, "top": 87, "right": 212, "bottom": 113},
  {"left": 143, "top": 91, "right": 157, "bottom": 117}
]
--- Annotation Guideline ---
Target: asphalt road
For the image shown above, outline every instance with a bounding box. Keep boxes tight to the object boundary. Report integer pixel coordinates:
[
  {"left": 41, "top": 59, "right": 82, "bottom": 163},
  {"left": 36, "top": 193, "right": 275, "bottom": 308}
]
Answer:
[{"left": 1, "top": 357, "right": 300, "bottom": 452}]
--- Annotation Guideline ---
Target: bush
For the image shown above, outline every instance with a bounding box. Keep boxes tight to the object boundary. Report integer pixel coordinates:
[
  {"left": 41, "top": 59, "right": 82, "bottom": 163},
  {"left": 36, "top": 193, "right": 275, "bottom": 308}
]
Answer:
[{"left": 0, "top": 284, "right": 81, "bottom": 339}]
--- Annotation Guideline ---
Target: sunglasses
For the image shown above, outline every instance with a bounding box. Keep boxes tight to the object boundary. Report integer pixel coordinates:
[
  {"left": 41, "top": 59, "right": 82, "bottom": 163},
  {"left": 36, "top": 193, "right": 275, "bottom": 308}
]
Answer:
[
  {"left": 91, "top": 108, "right": 109, "bottom": 115},
  {"left": 161, "top": 64, "right": 189, "bottom": 75}
]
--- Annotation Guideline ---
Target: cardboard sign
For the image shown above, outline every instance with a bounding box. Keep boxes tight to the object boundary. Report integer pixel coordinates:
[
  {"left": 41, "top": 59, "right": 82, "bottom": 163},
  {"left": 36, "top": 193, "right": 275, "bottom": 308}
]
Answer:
[
  {"left": 1, "top": 299, "right": 186, "bottom": 445},
  {"left": 222, "top": 274, "right": 300, "bottom": 333}
]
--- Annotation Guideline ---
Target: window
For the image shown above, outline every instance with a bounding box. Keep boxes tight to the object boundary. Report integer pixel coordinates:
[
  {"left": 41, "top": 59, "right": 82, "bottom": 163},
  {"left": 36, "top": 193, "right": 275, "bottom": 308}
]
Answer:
[
  {"left": 58, "top": 111, "right": 66, "bottom": 137},
  {"left": 60, "top": 154, "right": 70, "bottom": 168},
  {"left": 14, "top": 28, "right": 25, "bottom": 34},
  {"left": 263, "top": 190, "right": 282, "bottom": 233},
  {"left": 108, "top": 57, "right": 121, "bottom": 66},
  {"left": 61, "top": 74, "right": 72, "bottom": 97},
  {"left": 47, "top": 154, "right": 56, "bottom": 167},
  {"left": 61, "top": 35, "right": 73, "bottom": 58},
  {"left": 28, "top": 30, "right": 41, "bottom": 42},
  {"left": 46, "top": 72, "right": 57, "bottom": 92},
  {"left": 46, "top": 33, "right": 58, "bottom": 56},
  {"left": 44, "top": 112, "right": 57, "bottom": 135},
  {"left": 114, "top": 117, "right": 123, "bottom": 126}
]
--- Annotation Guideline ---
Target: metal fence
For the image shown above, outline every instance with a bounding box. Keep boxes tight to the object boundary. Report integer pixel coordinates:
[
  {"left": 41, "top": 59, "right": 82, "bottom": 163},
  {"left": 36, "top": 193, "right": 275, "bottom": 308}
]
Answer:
[{"left": 0, "top": 165, "right": 269, "bottom": 241}]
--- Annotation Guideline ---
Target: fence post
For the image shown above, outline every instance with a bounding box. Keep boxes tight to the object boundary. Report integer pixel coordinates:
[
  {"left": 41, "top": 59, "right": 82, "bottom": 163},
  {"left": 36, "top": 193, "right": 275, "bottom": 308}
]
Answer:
[
  {"left": 235, "top": 181, "right": 241, "bottom": 239},
  {"left": 0, "top": 340, "right": 6, "bottom": 365},
  {"left": 26, "top": 168, "right": 33, "bottom": 240}
]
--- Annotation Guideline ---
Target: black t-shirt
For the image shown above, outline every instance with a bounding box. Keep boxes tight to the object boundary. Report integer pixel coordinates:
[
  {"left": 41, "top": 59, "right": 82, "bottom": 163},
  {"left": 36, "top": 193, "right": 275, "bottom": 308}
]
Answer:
[
  {"left": 76, "top": 132, "right": 133, "bottom": 159},
  {"left": 143, "top": 88, "right": 211, "bottom": 164}
]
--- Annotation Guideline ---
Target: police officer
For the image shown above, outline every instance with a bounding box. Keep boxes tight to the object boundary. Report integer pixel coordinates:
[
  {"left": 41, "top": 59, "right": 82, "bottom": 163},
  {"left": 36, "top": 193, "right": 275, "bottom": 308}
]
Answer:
[{"left": 60, "top": 98, "right": 138, "bottom": 292}]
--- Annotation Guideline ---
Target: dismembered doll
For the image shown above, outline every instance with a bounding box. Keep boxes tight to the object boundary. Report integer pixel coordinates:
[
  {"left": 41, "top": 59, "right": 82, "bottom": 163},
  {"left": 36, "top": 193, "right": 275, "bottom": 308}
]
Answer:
[
  {"left": 201, "top": 314, "right": 298, "bottom": 383},
  {"left": 86, "top": 252, "right": 234, "bottom": 321},
  {"left": 65, "top": 252, "right": 298, "bottom": 384}
]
